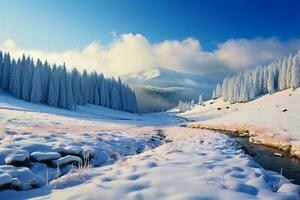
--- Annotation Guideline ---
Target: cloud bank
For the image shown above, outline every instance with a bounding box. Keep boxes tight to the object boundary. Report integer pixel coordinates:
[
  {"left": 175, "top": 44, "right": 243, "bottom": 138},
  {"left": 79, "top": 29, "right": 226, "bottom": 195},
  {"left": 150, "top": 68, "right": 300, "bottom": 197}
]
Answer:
[{"left": 1, "top": 34, "right": 299, "bottom": 80}]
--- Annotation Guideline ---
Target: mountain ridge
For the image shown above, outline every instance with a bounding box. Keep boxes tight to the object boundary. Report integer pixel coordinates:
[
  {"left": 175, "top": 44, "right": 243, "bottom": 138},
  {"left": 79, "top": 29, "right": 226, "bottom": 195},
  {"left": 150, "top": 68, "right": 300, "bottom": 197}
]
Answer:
[{"left": 122, "top": 67, "right": 216, "bottom": 112}]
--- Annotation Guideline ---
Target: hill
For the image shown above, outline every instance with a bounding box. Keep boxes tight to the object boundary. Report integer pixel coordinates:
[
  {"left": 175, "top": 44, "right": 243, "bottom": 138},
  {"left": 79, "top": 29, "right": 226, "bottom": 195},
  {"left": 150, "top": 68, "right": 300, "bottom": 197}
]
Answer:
[{"left": 182, "top": 88, "right": 300, "bottom": 158}]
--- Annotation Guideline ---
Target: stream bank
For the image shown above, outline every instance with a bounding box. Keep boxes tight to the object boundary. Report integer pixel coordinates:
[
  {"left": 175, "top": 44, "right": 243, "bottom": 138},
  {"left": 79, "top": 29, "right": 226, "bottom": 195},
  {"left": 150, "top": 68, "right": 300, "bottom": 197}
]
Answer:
[{"left": 223, "top": 132, "right": 300, "bottom": 185}]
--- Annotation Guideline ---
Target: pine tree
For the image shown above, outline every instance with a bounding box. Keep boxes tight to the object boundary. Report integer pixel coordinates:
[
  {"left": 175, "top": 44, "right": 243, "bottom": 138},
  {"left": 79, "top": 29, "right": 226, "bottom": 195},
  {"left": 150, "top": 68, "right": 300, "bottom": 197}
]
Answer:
[
  {"left": 58, "top": 66, "right": 67, "bottom": 109},
  {"left": 22, "top": 59, "right": 34, "bottom": 101},
  {"left": 278, "top": 58, "right": 287, "bottom": 91},
  {"left": 81, "top": 70, "right": 89, "bottom": 104},
  {"left": 12, "top": 58, "right": 22, "bottom": 98},
  {"left": 100, "top": 78, "right": 108, "bottom": 107},
  {"left": 40, "top": 60, "right": 50, "bottom": 103},
  {"left": 65, "top": 73, "right": 74, "bottom": 109},
  {"left": 267, "top": 66, "right": 275, "bottom": 94},
  {"left": 290, "top": 52, "right": 300, "bottom": 90},
  {"left": 0, "top": 51, "right": 3, "bottom": 85},
  {"left": 0, "top": 51, "right": 138, "bottom": 112},
  {"left": 30, "top": 65, "right": 42, "bottom": 103},
  {"left": 198, "top": 94, "right": 203, "bottom": 105},
  {"left": 215, "top": 84, "right": 221, "bottom": 98},
  {"left": 9, "top": 59, "right": 17, "bottom": 94},
  {"left": 110, "top": 82, "right": 120, "bottom": 110},
  {"left": 1, "top": 53, "right": 11, "bottom": 91},
  {"left": 71, "top": 68, "right": 82, "bottom": 104},
  {"left": 48, "top": 66, "right": 59, "bottom": 107},
  {"left": 286, "top": 55, "right": 293, "bottom": 88}
]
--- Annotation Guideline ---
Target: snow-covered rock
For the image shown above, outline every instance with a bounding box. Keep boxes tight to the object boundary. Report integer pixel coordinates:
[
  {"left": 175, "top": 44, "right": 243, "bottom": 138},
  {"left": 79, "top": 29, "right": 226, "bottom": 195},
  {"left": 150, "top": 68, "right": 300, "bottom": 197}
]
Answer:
[
  {"left": 30, "top": 151, "right": 61, "bottom": 162},
  {"left": 51, "top": 155, "right": 83, "bottom": 167},
  {"left": 22, "top": 144, "right": 54, "bottom": 153},
  {"left": 5, "top": 150, "right": 30, "bottom": 166},
  {"left": 30, "top": 162, "right": 60, "bottom": 182},
  {"left": 12, "top": 167, "right": 45, "bottom": 189},
  {"left": 0, "top": 173, "right": 12, "bottom": 188},
  {"left": 0, "top": 165, "right": 44, "bottom": 190},
  {"left": 10, "top": 178, "right": 22, "bottom": 190},
  {"left": 0, "top": 148, "right": 14, "bottom": 165},
  {"left": 80, "top": 147, "right": 96, "bottom": 158},
  {"left": 61, "top": 146, "right": 82, "bottom": 155}
]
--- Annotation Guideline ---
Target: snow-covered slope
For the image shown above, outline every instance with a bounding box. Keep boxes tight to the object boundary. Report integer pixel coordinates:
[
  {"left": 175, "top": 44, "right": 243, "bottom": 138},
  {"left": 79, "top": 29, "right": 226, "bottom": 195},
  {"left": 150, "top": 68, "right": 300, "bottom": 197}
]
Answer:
[
  {"left": 0, "top": 90, "right": 180, "bottom": 126},
  {"left": 122, "top": 67, "right": 216, "bottom": 112},
  {"left": 182, "top": 88, "right": 300, "bottom": 158}
]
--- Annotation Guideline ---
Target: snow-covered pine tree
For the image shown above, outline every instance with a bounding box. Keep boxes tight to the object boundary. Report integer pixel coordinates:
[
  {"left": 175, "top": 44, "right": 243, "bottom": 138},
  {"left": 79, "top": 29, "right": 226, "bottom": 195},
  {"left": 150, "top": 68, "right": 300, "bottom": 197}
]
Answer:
[
  {"left": 48, "top": 65, "right": 60, "bottom": 107},
  {"left": 58, "top": 66, "right": 67, "bottom": 109},
  {"left": 9, "top": 59, "right": 17, "bottom": 94},
  {"left": 212, "top": 88, "right": 216, "bottom": 99},
  {"left": 121, "top": 85, "right": 128, "bottom": 111},
  {"left": 290, "top": 51, "right": 300, "bottom": 90},
  {"left": 212, "top": 51, "right": 299, "bottom": 104},
  {"left": 22, "top": 58, "right": 34, "bottom": 101},
  {"left": 81, "top": 70, "right": 89, "bottom": 105},
  {"left": 0, "top": 51, "right": 3, "bottom": 84},
  {"left": 11, "top": 58, "right": 22, "bottom": 98},
  {"left": 65, "top": 72, "right": 74, "bottom": 109},
  {"left": 198, "top": 94, "right": 203, "bottom": 105},
  {"left": 30, "top": 62, "right": 42, "bottom": 103},
  {"left": 0, "top": 51, "right": 138, "bottom": 112},
  {"left": 100, "top": 77, "right": 107, "bottom": 106},
  {"left": 286, "top": 54, "right": 293, "bottom": 88},
  {"left": 278, "top": 58, "right": 287, "bottom": 91},
  {"left": 267, "top": 65, "right": 275, "bottom": 94},
  {"left": 110, "top": 80, "right": 120, "bottom": 110},
  {"left": 215, "top": 84, "right": 221, "bottom": 98},
  {"left": 1, "top": 53, "right": 11, "bottom": 91},
  {"left": 71, "top": 68, "right": 82, "bottom": 105},
  {"left": 40, "top": 60, "right": 51, "bottom": 103}
]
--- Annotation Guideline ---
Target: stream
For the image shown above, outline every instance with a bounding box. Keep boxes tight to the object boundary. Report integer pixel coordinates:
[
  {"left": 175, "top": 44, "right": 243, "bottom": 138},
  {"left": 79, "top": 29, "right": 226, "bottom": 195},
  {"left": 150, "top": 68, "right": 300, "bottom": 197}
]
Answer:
[{"left": 223, "top": 132, "right": 300, "bottom": 185}]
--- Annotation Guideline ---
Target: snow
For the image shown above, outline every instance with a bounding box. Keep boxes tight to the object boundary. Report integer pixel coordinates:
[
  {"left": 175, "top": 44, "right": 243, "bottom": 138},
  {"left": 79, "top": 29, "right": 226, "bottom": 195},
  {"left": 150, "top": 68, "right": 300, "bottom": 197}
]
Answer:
[
  {"left": 183, "top": 88, "right": 300, "bottom": 158},
  {"left": 0, "top": 91, "right": 299, "bottom": 199},
  {"left": 1, "top": 128, "right": 298, "bottom": 199}
]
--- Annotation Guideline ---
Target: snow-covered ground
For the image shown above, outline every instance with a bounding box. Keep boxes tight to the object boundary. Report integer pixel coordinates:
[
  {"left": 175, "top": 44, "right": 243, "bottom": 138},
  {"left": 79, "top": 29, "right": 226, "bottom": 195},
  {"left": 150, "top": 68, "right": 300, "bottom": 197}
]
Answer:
[
  {"left": 0, "top": 91, "right": 299, "bottom": 199},
  {"left": 1, "top": 128, "right": 299, "bottom": 200},
  {"left": 182, "top": 88, "right": 300, "bottom": 158}
]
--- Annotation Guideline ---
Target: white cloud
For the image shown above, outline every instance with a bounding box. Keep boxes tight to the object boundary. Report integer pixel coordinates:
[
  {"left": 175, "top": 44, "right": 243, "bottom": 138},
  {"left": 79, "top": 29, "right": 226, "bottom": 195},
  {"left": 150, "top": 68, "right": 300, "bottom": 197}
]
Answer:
[
  {"left": 215, "top": 38, "right": 300, "bottom": 69},
  {"left": 1, "top": 34, "right": 299, "bottom": 80}
]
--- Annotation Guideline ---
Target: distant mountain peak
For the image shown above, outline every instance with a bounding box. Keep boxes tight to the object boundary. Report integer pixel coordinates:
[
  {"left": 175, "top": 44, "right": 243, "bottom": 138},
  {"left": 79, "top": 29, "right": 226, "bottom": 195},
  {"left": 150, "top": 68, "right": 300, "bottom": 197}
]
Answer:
[
  {"left": 142, "top": 68, "right": 161, "bottom": 80},
  {"left": 121, "top": 67, "right": 216, "bottom": 112}
]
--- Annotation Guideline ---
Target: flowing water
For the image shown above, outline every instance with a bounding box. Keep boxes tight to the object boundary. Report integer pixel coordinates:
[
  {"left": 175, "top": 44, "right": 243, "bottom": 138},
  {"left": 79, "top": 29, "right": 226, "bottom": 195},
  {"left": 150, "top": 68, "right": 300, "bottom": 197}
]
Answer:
[{"left": 223, "top": 132, "right": 300, "bottom": 185}]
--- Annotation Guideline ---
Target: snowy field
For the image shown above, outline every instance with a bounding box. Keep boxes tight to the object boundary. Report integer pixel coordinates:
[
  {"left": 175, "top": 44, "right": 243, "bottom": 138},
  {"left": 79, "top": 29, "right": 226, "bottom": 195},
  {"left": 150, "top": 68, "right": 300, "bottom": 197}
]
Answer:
[
  {"left": 183, "top": 88, "right": 300, "bottom": 158},
  {"left": 0, "top": 91, "right": 299, "bottom": 199}
]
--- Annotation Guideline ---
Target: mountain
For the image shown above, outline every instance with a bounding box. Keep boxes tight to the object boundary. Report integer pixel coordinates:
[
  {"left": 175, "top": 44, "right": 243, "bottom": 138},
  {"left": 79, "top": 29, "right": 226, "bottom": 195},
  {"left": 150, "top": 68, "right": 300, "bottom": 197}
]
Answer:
[{"left": 122, "top": 67, "right": 216, "bottom": 112}]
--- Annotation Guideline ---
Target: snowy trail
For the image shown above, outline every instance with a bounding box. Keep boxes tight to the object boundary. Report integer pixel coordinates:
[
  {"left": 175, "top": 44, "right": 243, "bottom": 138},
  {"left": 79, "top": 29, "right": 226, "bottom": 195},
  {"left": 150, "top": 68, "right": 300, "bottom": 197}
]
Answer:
[{"left": 3, "top": 127, "right": 298, "bottom": 200}]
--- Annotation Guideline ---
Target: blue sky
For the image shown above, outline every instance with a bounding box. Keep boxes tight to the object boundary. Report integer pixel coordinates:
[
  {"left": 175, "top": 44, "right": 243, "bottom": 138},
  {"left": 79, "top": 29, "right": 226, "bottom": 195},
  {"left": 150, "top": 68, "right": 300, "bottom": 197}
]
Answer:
[
  {"left": 0, "top": 0, "right": 299, "bottom": 78},
  {"left": 0, "top": 0, "right": 299, "bottom": 52}
]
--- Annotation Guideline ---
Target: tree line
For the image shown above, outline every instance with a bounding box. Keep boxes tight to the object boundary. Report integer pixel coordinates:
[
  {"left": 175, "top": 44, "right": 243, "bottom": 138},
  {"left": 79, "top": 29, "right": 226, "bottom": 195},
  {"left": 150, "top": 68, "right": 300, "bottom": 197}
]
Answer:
[
  {"left": 212, "top": 50, "right": 300, "bottom": 103},
  {"left": 0, "top": 51, "right": 138, "bottom": 112},
  {"left": 175, "top": 95, "right": 203, "bottom": 113}
]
